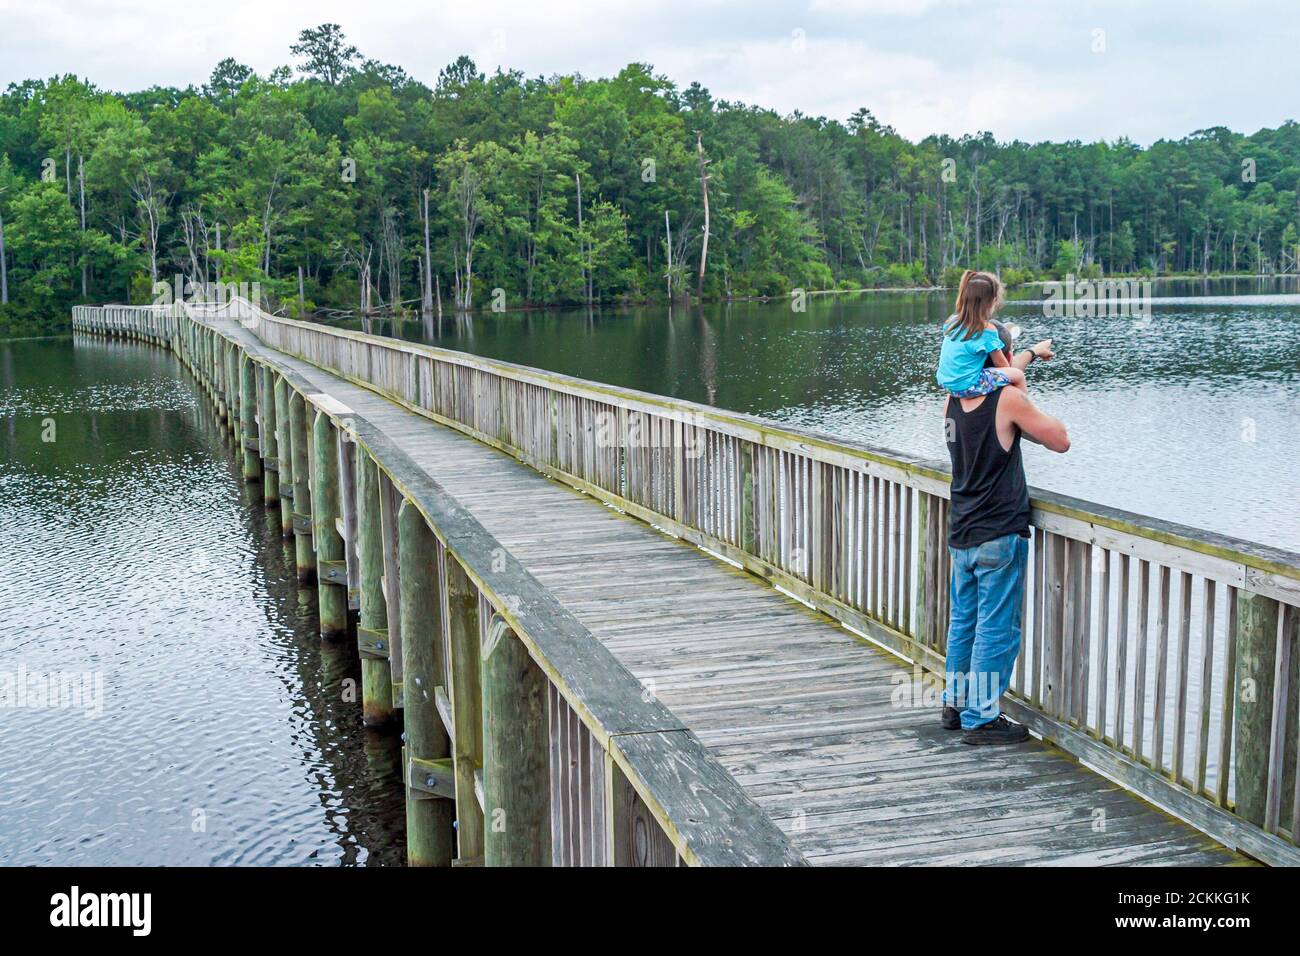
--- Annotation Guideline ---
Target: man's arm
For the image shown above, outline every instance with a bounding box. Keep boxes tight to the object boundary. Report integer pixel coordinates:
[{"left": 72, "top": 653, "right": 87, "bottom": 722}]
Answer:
[
  {"left": 1011, "top": 338, "right": 1054, "bottom": 371},
  {"left": 1001, "top": 386, "right": 1070, "bottom": 453}
]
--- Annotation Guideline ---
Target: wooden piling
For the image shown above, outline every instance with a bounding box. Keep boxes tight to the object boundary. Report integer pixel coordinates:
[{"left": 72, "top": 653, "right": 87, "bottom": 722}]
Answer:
[
  {"left": 273, "top": 375, "right": 293, "bottom": 537},
  {"left": 311, "top": 410, "right": 348, "bottom": 640},
  {"left": 238, "top": 352, "right": 262, "bottom": 483},
  {"left": 258, "top": 363, "right": 279, "bottom": 509},
  {"left": 288, "top": 390, "right": 315, "bottom": 583},
  {"left": 481, "top": 612, "right": 550, "bottom": 866},
  {"left": 225, "top": 341, "right": 239, "bottom": 436},
  {"left": 444, "top": 555, "right": 485, "bottom": 860},
  {"left": 397, "top": 499, "right": 455, "bottom": 866},
  {"left": 213, "top": 332, "right": 228, "bottom": 423},
  {"left": 355, "top": 447, "right": 395, "bottom": 728}
]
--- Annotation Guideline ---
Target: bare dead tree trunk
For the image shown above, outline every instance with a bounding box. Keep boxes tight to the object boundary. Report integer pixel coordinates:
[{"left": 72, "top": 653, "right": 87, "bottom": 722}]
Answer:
[
  {"left": 664, "top": 209, "right": 673, "bottom": 300},
  {"left": 382, "top": 207, "right": 401, "bottom": 307},
  {"left": 417, "top": 252, "right": 425, "bottom": 311},
  {"left": 0, "top": 212, "right": 7, "bottom": 305},
  {"left": 696, "top": 132, "right": 710, "bottom": 299},
  {"left": 422, "top": 188, "right": 434, "bottom": 319},
  {"left": 78, "top": 153, "right": 87, "bottom": 296},
  {"left": 576, "top": 173, "right": 588, "bottom": 305}
]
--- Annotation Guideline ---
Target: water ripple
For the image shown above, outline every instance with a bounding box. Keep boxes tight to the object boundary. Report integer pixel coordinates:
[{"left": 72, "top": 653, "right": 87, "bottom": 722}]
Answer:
[{"left": 0, "top": 339, "right": 405, "bottom": 866}]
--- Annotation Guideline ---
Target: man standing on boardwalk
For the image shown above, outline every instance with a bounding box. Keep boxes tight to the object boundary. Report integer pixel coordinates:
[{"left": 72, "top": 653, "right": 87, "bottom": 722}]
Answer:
[{"left": 941, "top": 319, "right": 1070, "bottom": 744}]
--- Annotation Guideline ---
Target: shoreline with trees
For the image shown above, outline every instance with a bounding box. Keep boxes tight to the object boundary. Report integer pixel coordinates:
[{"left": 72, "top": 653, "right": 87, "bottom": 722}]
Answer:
[{"left": 2, "top": 23, "right": 1298, "bottom": 338}]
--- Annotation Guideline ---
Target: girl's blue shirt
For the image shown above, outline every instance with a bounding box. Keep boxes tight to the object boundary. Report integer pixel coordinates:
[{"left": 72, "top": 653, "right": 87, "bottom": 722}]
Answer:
[{"left": 936, "top": 319, "right": 1004, "bottom": 392}]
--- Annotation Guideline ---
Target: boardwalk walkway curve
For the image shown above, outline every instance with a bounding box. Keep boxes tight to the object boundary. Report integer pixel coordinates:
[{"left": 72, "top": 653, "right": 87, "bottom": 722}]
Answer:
[{"left": 71, "top": 301, "right": 1300, "bottom": 867}]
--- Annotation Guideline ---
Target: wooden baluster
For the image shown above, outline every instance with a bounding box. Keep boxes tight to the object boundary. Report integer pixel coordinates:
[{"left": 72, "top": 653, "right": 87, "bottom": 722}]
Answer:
[
  {"left": 913, "top": 491, "right": 931, "bottom": 645},
  {"left": 1062, "top": 538, "right": 1081, "bottom": 722},
  {"left": 1115, "top": 553, "right": 1131, "bottom": 753},
  {"left": 1075, "top": 541, "right": 1093, "bottom": 728},
  {"left": 1172, "top": 572, "right": 1193, "bottom": 786},
  {"left": 1195, "top": 581, "right": 1217, "bottom": 796},
  {"left": 1153, "top": 564, "right": 1172, "bottom": 772},
  {"left": 1044, "top": 534, "right": 1066, "bottom": 717},
  {"left": 1133, "top": 559, "right": 1151, "bottom": 763},
  {"left": 900, "top": 485, "right": 912, "bottom": 635},
  {"left": 1216, "top": 587, "right": 1238, "bottom": 806},
  {"left": 1095, "top": 547, "right": 1111, "bottom": 741}
]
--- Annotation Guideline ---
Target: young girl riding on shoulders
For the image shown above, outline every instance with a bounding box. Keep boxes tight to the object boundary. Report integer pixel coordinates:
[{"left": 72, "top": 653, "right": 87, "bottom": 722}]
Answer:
[{"left": 936, "top": 270, "right": 1034, "bottom": 398}]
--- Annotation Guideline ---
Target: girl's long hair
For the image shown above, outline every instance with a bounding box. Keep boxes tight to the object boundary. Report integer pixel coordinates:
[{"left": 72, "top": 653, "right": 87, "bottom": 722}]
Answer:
[{"left": 947, "top": 269, "right": 1004, "bottom": 340}]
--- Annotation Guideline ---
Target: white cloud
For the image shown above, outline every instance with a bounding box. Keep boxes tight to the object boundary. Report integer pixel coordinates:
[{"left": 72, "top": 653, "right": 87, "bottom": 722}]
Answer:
[
  {"left": 808, "top": 0, "right": 957, "bottom": 14},
  {"left": 0, "top": 0, "right": 1292, "bottom": 144}
]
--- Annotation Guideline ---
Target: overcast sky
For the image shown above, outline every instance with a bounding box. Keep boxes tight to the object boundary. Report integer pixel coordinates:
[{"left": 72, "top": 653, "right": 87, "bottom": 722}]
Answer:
[{"left": 0, "top": 0, "right": 1293, "bottom": 145}]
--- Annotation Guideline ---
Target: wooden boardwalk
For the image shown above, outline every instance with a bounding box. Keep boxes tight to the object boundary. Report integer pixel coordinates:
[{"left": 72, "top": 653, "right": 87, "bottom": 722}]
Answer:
[{"left": 225, "top": 321, "right": 1243, "bottom": 866}]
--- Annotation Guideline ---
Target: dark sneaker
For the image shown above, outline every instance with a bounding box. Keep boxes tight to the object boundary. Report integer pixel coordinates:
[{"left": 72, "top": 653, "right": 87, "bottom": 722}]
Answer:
[
  {"left": 940, "top": 706, "right": 961, "bottom": 730},
  {"left": 961, "top": 714, "right": 1029, "bottom": 746}
]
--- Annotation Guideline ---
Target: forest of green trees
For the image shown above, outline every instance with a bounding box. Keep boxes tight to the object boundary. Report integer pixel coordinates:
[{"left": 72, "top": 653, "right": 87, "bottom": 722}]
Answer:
[{"left": 2, "top": 23, "right": 1299, "bottom": 337}]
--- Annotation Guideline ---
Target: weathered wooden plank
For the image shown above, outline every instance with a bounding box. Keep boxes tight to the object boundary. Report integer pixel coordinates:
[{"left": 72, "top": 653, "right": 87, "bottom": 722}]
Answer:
[{"left": 607, "top": 730, "right": 806, "bottom": 867}]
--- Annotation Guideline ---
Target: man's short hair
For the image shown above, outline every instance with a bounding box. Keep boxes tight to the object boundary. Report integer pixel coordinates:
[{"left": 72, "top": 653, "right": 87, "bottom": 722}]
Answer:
[{"left": 983, "top": 319, "right": 1021, "bottom": 367}]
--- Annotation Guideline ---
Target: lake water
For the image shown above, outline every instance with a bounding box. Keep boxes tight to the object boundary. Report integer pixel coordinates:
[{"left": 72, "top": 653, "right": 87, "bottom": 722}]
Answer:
[
  {"left": 350, "top": 277, "right": 1300, "bottom": 552},
  {"left": 0, "top": 337, "right": 406, "bottom": 865},
  {"left": 2, "top": 278, "right": 1295, "bottom": 866}
]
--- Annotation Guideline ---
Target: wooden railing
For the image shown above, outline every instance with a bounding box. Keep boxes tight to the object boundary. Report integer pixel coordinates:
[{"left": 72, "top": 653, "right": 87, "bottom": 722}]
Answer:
[
  {"left": 72, "top": 300, "right": 805, "bottom": 868},
  {"left": 72, "top": 303, "right": 180, "bottom": 342},
  {"left": 73, "top": 300, "right": 1300, "bottom": 866}
]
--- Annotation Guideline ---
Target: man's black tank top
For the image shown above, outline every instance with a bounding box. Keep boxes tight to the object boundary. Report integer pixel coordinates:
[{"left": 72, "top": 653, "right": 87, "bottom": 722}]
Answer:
[{"left": 945, "top": 387, "right": 1032, "bottom": 549}]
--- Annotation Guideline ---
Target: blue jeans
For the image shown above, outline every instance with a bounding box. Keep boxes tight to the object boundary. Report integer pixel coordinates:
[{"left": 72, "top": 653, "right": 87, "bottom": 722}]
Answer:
[{"left": 942, "top": 532, "right": 1028, "bottom": 729}]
